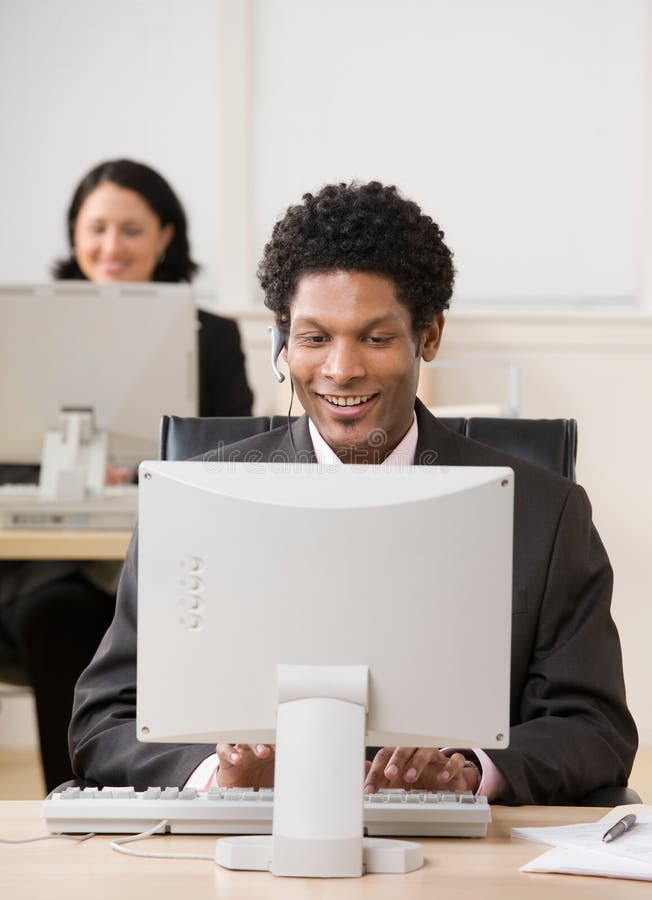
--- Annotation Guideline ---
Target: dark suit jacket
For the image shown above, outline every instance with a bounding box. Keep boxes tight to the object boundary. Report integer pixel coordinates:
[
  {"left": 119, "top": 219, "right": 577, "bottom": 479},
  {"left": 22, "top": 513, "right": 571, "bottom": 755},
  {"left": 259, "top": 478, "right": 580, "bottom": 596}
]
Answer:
[
  {"left": 69, "top": 401, "right": 637, "bottom": 804},
  {"left": 197, "top": 310, "right": 253, "bottom": 417}
]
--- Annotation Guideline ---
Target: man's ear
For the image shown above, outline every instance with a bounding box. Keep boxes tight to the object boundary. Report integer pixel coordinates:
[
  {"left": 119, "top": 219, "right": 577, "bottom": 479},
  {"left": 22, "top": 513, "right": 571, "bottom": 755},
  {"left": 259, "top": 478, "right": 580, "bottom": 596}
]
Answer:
[{"left": 420, "top": 312, "right": 446, "bottom": 362}]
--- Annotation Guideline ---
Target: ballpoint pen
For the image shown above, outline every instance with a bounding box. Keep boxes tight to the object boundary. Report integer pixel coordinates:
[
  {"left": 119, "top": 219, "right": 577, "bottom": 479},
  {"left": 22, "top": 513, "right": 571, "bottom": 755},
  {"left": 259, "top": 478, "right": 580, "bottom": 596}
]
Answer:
[{"left": 602, "top": 813, "right": 637, "bottom": 843}]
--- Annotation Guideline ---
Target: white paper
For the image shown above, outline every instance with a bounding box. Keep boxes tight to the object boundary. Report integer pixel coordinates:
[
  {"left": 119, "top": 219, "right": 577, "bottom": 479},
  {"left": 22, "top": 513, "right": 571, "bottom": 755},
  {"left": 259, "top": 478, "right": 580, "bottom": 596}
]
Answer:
[
  {"left": 514, "top": 805, "right": 652, "bottom": 882},
  {"left": 521, "top": 847, "right": 652, "bottom": 881},
  {"left": 512, "top": 816, "right": 652, "bottom": 864}
]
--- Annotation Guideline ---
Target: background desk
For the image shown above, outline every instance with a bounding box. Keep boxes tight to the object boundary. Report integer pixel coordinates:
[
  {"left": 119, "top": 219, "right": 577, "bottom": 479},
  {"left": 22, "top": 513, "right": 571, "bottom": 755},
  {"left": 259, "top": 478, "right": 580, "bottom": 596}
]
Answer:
[
  {"left": 0, "top": 529, "right": 131, "bottom": 561},
  {"left": 0, "top": 804, "right": 649, "bottom": 899}
]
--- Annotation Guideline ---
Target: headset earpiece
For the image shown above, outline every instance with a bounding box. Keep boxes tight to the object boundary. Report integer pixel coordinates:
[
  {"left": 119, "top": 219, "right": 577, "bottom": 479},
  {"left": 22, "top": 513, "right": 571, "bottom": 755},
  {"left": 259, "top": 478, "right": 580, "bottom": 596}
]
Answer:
[{"left": 268, "top": 325, "right": 287, "bottom": 383}]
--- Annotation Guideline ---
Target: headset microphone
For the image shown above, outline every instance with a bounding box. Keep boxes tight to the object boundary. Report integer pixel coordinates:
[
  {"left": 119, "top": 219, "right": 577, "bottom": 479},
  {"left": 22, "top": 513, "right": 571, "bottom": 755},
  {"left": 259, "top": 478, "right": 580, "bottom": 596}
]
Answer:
[
  {"left": 267, "top": 324, "right": 297, "bottom": 461},
  {"left": 268, "top": 325, "right": 286, "bottom": 383}
]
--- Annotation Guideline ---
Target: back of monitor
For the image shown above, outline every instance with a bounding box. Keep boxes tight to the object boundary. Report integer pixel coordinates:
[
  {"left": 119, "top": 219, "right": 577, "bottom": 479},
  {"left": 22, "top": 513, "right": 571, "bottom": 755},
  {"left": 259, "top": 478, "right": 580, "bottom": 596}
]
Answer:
[
  {"left": 137, "top": 462, "right": 513, "bottom": 751},
  {"left": 0, "top": 282, "right": 196, "bottom": 465}
]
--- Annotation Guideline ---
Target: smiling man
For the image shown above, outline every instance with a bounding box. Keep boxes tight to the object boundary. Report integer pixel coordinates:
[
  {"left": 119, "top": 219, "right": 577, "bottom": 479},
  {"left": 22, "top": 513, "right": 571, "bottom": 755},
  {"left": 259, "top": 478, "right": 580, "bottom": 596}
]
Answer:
[
  {"left": 286, "top": 270, "right": 442, "bottom": 463},
  {"left": 70, "top": 181, "right": 637, "bottom": 805}
]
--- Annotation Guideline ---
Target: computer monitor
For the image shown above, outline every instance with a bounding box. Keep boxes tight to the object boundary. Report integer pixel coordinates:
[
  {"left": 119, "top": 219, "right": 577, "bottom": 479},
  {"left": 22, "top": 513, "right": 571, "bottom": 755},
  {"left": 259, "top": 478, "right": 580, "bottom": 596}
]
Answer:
[
  {"left": 137, "top": 461, "right": 513, "bottom": 877},
  {"left": 0, "top": 282, "right": 196, "bottom": 498}
]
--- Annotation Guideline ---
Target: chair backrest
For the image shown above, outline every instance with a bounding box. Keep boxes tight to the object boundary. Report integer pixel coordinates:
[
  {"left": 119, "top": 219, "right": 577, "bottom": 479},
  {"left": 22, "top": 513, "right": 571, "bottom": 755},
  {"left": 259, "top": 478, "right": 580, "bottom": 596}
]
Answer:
[{"left": 160, "top": 414, "right": 577, "bottom": 480}]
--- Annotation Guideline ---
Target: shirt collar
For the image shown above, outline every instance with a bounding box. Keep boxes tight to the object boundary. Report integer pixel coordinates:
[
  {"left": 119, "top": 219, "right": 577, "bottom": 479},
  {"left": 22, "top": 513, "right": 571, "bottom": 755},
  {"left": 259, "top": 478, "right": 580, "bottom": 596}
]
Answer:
[{"left": 308, "top": 413, "right": 418, "bottom": 465}]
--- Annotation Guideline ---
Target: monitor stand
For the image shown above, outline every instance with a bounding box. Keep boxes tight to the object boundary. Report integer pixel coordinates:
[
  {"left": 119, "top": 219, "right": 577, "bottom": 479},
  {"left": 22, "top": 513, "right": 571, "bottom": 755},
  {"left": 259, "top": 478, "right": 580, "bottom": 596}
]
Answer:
[
  {"left": 39, "top": 407, "right": 106, "bottom": 501},
  {"left": 215, "top": 664, "right": 423, "bottom": 878}
]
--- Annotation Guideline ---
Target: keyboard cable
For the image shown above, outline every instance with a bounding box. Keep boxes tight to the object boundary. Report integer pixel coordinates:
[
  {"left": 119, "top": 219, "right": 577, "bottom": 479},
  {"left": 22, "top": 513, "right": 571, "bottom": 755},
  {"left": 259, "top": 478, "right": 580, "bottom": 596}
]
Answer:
[
  {"left": 0, "top": 832, "right": 95, "bottom": 844},
  {"left": 110, "top": 819, "right": 214, "bottom": 861}
]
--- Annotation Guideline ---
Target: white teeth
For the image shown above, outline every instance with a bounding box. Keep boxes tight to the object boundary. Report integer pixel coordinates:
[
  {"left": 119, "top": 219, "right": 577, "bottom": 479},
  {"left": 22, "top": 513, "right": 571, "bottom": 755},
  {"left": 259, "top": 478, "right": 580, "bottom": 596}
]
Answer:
[{"left": 323, "top": 394, "right": 372, "bottom": 407}]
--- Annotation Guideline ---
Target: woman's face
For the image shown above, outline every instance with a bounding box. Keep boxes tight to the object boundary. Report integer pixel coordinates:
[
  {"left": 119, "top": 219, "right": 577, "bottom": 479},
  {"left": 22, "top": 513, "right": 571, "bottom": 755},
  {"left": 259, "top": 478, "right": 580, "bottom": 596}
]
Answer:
[{"left": 73, "top": 181, "right": 174, "bottom": 282}]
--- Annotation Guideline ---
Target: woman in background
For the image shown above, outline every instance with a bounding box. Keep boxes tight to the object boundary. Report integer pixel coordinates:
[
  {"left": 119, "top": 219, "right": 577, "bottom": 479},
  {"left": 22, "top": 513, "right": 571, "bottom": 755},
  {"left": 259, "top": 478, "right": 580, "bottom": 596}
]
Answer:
[
  {"left": 0, "top": 160, "right": 252, "bottom": 792},
  {"left": 54, "top": 158, "right": 254, "bottom": 417}
]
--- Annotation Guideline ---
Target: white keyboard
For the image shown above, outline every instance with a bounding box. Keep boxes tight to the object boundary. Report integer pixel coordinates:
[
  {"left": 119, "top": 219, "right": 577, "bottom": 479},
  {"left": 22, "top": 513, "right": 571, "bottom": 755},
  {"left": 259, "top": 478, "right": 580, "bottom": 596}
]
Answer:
[
  {"left": 43, "top": 786, "right": 490, "bottom": 838},
  {"left": 0, "top": 484, "right": 137, "bottom": 529}
]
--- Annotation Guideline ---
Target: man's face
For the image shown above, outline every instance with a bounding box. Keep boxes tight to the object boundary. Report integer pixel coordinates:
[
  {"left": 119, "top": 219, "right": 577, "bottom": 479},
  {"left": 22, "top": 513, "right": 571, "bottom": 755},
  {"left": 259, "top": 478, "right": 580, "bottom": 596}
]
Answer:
[{"left": 286, "top": 270, "right": 444, "bottom": 463}]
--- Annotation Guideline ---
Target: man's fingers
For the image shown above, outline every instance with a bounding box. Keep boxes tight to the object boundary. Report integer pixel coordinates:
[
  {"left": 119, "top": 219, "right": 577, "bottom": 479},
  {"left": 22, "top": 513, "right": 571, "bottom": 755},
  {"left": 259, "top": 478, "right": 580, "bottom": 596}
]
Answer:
[
  {"left": 381, "top": 747, "right": 449, "bottom": 784},
  {"left": 364, "top": 746, "right": 395, "bottom": 794},
  {"left": 436, "top": 751, "right": 466, "bottom": 785},
  {"left": 216, "top": 742, "right": 243, "bottom": 766},
  {"left": 382, "top": 747, "right": 415, "bottom": 780},
  {"left": 215, "top": 743, "right": 274, "bottom": 767},
  {"left": 401, "top": 747, "right": 448, "bottom": 783},
  {"left": 253, "top": 744, "right": 273, "bottom": 759},
  {"left": 364, "top": 747, "right": 472, "bottom": 793}
]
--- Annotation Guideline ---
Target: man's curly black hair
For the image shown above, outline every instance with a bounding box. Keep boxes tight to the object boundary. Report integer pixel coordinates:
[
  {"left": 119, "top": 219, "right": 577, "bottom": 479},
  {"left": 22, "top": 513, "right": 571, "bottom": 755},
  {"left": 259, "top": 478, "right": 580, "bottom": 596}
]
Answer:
[{"left": 258, "top": 181, "right": 455, "bottom": 334}]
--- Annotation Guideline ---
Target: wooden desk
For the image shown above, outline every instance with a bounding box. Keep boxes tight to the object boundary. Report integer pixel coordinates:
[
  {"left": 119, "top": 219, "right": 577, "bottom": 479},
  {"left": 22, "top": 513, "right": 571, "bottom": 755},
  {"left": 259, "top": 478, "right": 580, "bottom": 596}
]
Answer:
[
  {"left": 0, "top": 803, "right": 648, "bottom": 899},
  {"left": 0, "top": 529, "right": 131, "bottom": 561}
]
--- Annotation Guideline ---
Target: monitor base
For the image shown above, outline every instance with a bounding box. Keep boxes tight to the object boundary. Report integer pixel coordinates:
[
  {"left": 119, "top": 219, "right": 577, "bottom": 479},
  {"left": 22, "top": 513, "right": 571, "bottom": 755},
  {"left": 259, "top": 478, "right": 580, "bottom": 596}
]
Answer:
[{"left": 214, "top": 835, "right": 423, "bottom": 876}]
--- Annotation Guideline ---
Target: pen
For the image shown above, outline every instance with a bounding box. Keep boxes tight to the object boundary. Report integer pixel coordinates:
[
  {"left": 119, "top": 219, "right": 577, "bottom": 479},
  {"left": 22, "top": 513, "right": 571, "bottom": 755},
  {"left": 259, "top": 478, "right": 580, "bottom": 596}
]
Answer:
[{"left": 602, "top": 813, "right": 637, "bottom": 843}]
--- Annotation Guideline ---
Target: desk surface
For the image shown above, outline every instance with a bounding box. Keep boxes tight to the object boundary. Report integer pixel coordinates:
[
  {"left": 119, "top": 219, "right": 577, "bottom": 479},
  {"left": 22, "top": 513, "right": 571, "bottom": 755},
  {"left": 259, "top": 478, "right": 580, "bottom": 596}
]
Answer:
[
  {"left": 0, "top": 803, "right": 648, "bottom": 899},
  {"left": 0, "top": 529, "right": 131, "bottom": 560}
]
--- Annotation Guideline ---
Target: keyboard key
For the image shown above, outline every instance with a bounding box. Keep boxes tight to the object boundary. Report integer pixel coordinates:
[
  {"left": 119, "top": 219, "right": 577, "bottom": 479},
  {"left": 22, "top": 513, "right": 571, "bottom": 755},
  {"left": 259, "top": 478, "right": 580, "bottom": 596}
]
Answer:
[
  {"left": 61, "top": 788, "right": 80, "bottom": 799},
  {"left": 143, "top": 788, "right": 162, "bottom": 799},
  {"left": 111, "top": 787, "right": 136, "bottom": 800}
]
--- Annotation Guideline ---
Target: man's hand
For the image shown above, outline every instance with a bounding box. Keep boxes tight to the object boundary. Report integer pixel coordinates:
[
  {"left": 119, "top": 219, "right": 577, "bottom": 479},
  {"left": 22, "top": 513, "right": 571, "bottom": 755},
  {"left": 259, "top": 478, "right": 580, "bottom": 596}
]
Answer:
[
  {"left": 215, "top": 743, "right": 275, "bottom": 790},
  {"left": 364, "top": 747, "right": 480, "bottom": 794}
]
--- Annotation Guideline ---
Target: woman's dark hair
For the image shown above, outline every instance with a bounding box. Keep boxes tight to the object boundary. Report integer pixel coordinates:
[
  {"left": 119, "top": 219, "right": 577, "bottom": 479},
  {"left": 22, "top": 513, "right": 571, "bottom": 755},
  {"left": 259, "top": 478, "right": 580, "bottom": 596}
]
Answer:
[
  {"left": 257, "top": 181, "right": 455, "bottom": 334},
  {"left": 52, "top": 158, "right": 199, "bottom": 283}
]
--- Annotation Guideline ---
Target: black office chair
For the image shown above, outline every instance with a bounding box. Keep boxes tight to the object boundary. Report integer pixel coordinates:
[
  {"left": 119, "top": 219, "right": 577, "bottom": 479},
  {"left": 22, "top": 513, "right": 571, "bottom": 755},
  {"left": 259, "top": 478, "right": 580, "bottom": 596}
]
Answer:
[{"left": 160, "top": 414, "right": 578, "bottom": 480}]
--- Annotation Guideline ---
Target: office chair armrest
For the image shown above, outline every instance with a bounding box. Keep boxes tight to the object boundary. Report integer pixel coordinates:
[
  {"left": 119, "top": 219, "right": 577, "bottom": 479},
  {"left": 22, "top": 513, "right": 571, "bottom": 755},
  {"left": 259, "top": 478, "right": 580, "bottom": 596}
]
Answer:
[{"left": 578, "top": 785, "right": 642, "bottom": 807}]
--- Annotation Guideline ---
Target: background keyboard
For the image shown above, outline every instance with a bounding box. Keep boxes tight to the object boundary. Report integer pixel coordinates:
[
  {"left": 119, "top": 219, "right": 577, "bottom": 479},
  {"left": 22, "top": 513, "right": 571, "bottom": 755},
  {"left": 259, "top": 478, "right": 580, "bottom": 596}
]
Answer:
[
  {"left": 0, "top": 484, "right": 137, "bottom": 529},
  {"left": 43, "top": 786, "right": 491, "bottom": 838}
]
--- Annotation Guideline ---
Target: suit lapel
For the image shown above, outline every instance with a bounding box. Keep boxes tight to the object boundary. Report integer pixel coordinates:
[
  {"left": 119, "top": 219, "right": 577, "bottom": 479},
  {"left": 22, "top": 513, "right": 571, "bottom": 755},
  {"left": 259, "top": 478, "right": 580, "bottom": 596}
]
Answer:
[
  {"left": 269, "top": 414, "right": 317, "bottom": 462},
  {"left": 414, "top": 399, "right": 464, "bottom": 467}
]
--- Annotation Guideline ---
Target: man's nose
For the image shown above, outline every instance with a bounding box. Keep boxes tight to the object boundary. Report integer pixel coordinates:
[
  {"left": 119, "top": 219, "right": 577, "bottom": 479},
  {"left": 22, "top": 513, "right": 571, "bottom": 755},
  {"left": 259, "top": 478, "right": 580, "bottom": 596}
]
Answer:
[{"left": 320, "top": 341, "right": 366, "bottom": 383}]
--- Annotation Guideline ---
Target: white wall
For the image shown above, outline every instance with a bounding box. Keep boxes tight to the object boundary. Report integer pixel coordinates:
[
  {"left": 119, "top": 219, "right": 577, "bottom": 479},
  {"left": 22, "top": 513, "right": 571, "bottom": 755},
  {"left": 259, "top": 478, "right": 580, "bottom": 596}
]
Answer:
[{"left": 253, "top": 0, "right": 648, "bottom": 307}]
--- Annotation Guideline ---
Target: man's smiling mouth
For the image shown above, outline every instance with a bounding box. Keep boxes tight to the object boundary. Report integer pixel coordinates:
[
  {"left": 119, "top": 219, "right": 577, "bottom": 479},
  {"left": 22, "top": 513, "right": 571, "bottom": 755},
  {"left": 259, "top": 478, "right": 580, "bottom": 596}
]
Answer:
[{"left": 321, "top": 394, "right": 375, "bottom": 408}]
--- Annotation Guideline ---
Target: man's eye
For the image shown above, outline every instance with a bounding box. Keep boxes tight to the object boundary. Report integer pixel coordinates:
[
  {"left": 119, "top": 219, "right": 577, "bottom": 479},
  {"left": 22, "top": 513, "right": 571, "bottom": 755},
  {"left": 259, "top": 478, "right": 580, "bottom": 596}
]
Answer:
[
  {"left": 366, "top": 336, "right": 392, "bottom": 344},
  {"left": 123, "top": 227, "right": 143, "bottom": 237},
  {"left": 297, "top": 335, "right": 328, "bottom": 344}
]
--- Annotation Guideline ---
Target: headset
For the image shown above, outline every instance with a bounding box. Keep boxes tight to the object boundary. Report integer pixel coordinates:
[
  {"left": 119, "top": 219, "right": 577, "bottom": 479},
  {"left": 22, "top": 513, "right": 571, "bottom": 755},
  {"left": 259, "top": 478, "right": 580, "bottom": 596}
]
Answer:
[
  {"left": 268, "top": 325, "right": 287, "bottom": 384},
  {"left": 268, "top": 324, "right": 298, "bottom": 459}
]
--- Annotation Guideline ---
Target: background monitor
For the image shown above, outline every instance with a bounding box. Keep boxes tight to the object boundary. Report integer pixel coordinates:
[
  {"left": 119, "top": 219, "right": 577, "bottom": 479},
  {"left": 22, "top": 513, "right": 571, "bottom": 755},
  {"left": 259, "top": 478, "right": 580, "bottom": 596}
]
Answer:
[
  {"left": 137, "top": 461, "right": 513, "bottom": 876},
  {"left": 0, "top": 282, "right": 197, "bottom": 468}
]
